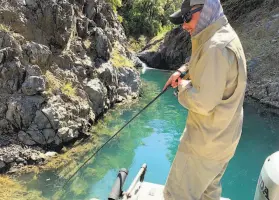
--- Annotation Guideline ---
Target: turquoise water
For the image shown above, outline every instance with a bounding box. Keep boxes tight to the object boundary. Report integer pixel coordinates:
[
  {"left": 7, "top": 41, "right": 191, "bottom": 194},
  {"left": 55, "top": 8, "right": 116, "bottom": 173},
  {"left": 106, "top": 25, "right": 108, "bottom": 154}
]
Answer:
[{"left": 21, "top": 69, "right": 279, "bottom": 200}]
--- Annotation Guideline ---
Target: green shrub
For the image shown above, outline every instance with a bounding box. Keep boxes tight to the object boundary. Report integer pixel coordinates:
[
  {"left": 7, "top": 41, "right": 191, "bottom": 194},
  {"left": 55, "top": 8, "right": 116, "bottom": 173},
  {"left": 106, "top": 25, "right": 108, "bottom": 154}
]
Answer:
[
  {"left": 45, "top": 71, "right": 76, "bottom": 97},
  {"left": 128, "top": 35, "right": 147, "bottom": 52},
  {"left": 0, "top": 24, "right": 11, "bottom": 32},
  {"left": 110, "top": 48, "right": 134, "bottom": 68},
  {"left": 62, "top": 83, "right": 76, "bottom": 97},
  {"left": 108, "top": 0, "right": 122, "bottom": 12},
  {"left": 119, "top": 0, "right": 181, "bottom": 38}
]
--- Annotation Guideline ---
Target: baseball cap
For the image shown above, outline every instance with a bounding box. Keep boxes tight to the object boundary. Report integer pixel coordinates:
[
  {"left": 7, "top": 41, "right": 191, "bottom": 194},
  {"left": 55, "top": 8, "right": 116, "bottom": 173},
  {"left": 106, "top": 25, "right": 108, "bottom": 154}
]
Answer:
[{"left": 169, "top": 0, "right": 205, "bottom": 24}]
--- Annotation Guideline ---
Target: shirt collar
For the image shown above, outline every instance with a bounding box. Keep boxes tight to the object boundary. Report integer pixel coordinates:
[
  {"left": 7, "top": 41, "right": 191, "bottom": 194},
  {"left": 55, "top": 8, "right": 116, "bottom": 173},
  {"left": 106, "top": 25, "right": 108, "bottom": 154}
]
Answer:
[{"left": 191, "top": 16, "right": 229, "bottom": 53}]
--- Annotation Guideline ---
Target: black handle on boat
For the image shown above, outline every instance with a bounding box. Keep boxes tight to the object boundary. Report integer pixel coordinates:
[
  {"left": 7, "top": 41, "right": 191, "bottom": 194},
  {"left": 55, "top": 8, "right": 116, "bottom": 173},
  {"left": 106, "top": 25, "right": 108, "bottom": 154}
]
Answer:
[{"left": 108, "top": 168, "right": 129, "bottom": 200}]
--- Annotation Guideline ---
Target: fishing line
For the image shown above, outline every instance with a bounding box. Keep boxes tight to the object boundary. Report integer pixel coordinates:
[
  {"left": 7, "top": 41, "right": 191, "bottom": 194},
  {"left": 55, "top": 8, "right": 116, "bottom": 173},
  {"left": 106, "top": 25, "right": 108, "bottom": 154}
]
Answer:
[{"left": 62, "top": 87, "right": 170, "bottom": 189}]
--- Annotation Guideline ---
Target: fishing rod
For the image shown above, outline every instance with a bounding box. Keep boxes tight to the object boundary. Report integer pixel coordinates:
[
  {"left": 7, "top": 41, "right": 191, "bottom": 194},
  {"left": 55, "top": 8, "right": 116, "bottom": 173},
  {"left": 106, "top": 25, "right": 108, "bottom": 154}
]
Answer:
[
  {"left": 62, "top": 71, "right": 187, "bottom": 189},
  {"left": 62, "top": 87, "right": 169, "bottom": 188}
]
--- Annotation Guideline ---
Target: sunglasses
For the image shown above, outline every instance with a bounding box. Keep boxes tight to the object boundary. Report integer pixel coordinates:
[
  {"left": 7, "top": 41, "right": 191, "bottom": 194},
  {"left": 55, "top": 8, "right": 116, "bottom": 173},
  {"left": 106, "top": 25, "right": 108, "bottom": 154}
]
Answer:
[{"left": 182, "top": 6, "right": 203, "bottom": 23}]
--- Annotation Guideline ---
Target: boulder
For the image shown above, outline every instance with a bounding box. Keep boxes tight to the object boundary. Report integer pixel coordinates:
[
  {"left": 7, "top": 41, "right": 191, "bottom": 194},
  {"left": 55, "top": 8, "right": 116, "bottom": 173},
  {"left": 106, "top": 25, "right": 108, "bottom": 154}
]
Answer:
[
  {"left": 18, "top": 131, "right": 36, "bottom": 145},
  {"left": 0, "top": 59, "right": 25, "bottom": 93},
  {"left": 85, "top": 78, "right": 108, "bottom": 115},
  {"left": 21, "top": 76, "right": 46, "bottom": 95},
  {"left": 97, "top": 62, "right": 118, "bottom": 86},
  {"left": 94, "top": 27, "right": 112, "bottom": 61},
  {"left": 22, "top": 42, "right": 52, "bottom": 66},
  {"left": 6, "top": 95, "right": 45, "bottom": 129},
  {"left": 118, "top": 67, "right": 140, "bottom": 94},
  {"left": 25, "top": 65, "right": 42, "bottom": 77},
  {"left": 58, "top": 127, "right": 79, "bottom": 143}
]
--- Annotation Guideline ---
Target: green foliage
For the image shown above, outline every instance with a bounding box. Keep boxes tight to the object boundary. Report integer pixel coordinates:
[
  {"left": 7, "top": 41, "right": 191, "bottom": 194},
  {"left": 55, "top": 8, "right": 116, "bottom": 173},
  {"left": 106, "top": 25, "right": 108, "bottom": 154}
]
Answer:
[
  {"left": 0, "top": 24, "right": 11, "bottom": 32},
  {"left": 145, "top": 24, "right": 174, "bottom": 52},
  {"left": 62, "top": 83, "right": 76, "bottom": 97},
  {"left": 108, "top": 0, "right": 122, "bottom": 12},
  {"left": 45, "top": 71, "right": 62, "bottom": 94},
  {"left": 128, "top": 35, "right": 147, "bottom": 52},
  {"left": 45, "top": 71, "right": 76, "bottom": 97},
  {"left": 119, "top": 0, "right": 181, "bottom": 38},
  {"left": 117, "top": 14, "right": 123, "bottom": 23},
  {"left": 110, "top": 48, "right": 134, "bottom": 68}
]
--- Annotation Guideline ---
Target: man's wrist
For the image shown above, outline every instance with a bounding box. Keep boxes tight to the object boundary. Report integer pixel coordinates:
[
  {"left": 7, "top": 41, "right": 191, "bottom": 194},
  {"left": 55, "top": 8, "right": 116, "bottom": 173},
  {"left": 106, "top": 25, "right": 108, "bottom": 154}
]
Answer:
[{"left": 176, "top": 69, "right": 187, "bottom": 78}]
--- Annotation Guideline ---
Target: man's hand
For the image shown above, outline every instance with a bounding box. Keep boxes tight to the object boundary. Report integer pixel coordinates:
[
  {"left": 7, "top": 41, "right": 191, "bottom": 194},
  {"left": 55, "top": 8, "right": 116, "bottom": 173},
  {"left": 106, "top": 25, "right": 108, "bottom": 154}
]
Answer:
[
  {"left": 178, "top": 79, "right": 192, "bottom": 89},
  {"left": 163, "top": 71, "right": 182, "bottom": 91}
]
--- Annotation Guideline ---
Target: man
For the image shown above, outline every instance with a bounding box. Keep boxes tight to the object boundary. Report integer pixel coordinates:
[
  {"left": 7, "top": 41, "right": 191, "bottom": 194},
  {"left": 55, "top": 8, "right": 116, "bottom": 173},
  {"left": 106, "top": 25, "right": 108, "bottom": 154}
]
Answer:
[{"left": 163, "top": 0, "right": 247, "bottom": 199}]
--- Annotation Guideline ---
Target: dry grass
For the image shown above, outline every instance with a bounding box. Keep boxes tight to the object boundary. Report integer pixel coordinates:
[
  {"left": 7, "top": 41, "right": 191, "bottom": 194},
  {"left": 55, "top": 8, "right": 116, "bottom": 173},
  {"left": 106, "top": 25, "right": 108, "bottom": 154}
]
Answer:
[
  {"left": 45, "top": 71, "right": 77, "bottom": 97},
  {"left": 110, "top": 48, "right": 134, "bottom": 68},
  {"left": 83, "top": 39, "right": 92, "bottom": 50},
  {"left": 0, "top": 24, "right": 11, "bottom": 32},
  {"left": 45, "top": 71, "right": 62, "bottom": 94}
]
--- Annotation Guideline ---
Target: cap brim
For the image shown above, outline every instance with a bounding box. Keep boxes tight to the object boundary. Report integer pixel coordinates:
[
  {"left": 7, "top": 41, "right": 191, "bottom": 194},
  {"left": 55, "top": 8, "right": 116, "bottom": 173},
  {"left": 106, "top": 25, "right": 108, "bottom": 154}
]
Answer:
[{"left": 169, "top": 10, "right": 184, "bottom": 25}]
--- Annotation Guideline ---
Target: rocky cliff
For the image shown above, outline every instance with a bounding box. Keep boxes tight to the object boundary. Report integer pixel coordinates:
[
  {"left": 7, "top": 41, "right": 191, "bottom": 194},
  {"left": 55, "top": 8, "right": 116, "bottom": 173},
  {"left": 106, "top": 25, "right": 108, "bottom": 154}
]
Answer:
[
  {"left": 138, "top": 0, "right": 279, "bottom": 109},
  {"left": 0, "top": 0, "right": 142, "bottom": 173}
]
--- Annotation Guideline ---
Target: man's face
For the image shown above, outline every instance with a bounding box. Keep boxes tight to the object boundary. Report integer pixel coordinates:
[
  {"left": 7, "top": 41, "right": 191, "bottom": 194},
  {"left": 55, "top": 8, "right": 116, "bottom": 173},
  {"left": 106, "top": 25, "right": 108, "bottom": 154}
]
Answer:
[{"left": 182, "top": 6, "right": 202, "bottom": 35}]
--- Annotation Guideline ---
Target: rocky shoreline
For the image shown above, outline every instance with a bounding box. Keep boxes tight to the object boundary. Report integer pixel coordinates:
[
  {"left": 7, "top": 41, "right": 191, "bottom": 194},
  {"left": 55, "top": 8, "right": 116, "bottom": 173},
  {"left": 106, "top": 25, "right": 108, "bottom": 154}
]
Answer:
[{"left": 0, "top": 0, "right": 143, "bottom": 173}]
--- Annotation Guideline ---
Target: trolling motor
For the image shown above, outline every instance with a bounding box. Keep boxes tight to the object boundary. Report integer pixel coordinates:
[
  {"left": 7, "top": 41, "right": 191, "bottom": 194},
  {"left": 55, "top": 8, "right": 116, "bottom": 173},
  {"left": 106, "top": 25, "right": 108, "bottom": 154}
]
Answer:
[
  {"left": 108, "top": 168, "right": 129, "bottom": 200},
  {"left": 254, "top": 151, "right": 279, "bottom": 200}
]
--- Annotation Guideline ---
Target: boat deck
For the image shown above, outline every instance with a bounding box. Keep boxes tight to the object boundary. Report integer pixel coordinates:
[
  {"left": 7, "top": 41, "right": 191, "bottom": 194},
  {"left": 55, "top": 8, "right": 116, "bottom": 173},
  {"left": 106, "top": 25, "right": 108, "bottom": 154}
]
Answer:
[
  {"left": 91, "top": 182, "right": 231, "bottom": 200},
  {"left": 134, "top": 182, "right": 230, "bottom": 200}
]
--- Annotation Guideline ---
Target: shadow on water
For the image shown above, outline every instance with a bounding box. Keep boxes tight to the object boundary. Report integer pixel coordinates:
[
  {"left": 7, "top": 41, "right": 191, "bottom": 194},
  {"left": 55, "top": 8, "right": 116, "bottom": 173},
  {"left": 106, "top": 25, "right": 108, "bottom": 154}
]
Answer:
[{"left": 18, "top": 68, "right": 279, "bottom": 200}]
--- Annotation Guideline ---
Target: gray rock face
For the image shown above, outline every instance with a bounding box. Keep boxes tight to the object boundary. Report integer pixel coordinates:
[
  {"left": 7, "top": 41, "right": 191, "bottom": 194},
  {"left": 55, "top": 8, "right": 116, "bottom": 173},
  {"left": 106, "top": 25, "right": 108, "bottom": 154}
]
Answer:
[
  {"left": 97, "top": 62, "right": 118, "bottom": 86},
  {"left": 18, "top": 131, "right": 36, "bottom": 146},
  {"left": 85, "top": 78, "right": 107, "bottom": 115},
  {"left": 25, "top": 65, "right": 42, "bottom": 77},
  {"left": 247, "top": 78, "right": 279, "bottom": 108},
  {"left": 0, "top": 0, "right": 141, "bottom": 173},
  {"left": 22, "top": 42, "right": 52, "bottom": 66},
  {"left": 58, "top": 127, "right": 79, "bottom": 143},
  {"left": 97, "top": 62, "right": 118, "bottom": 104},
  {"left": 138, "top": 27, "right": 191, "bottom": 70},
  {"left": 95, "top": 28, "right": 112, "bottom": 61},
  {"left": 0, "top": 161, "right": 6, "bottom": 172},
  {"left": 22, "top": 76, "right": 46, "bottom": 95},
  {"left": 6, "top": 96, "right": 45, "bottom": 130},
  {"left": 0, "top": 31, "right": 22, "bottom": 53},
  {"left": 0, "top": 59, "right": 25, "bottom": 93},
  {"left": 118, "top": 67, "right": 141, "bottom": 95},
  {"left": 0, "top": 144, "right": 45, "bottom": 172}
]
